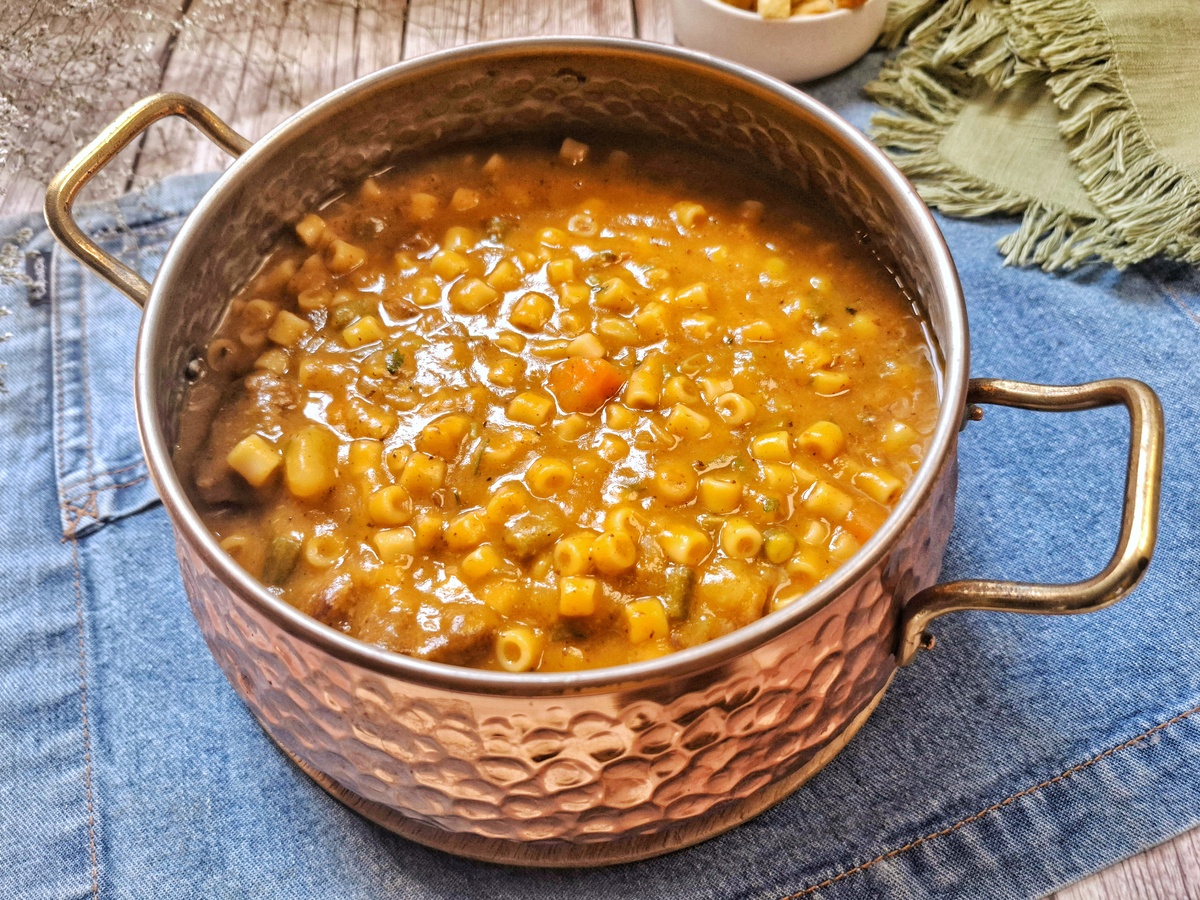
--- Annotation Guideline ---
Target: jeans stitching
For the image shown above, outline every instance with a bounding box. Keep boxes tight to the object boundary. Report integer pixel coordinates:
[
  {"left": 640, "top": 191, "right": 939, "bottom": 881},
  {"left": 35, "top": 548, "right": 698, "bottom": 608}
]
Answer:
[
  {"left": 51, "top": 250, "right": 101, "bottom": 528},
  {"left": 1156, "top": 281, "right": 1200, "bottom": 331},
  {"left": 52, "top": 255, "right": 69, "bottom": 512},
  {"left": 63, "top": 473, "right": 151, "bottom": 505},
  {"left": 54, "top": 235, "right": 167, "bottom": 523},
  {"left": 61, "top": 474, "right": 152, "bottom": 538},
  {"left": 69, "top": 538, "right": 101, "bottom": 899},
  {"left": 54, "top": 250, "right": 151, "bottom": 536},
  {"left": 60, "top": 461, "right": 147, "bottom": 495},
  {"left": 78, "top": 273, "right": 97, "bottom": 494},
  {"left": 778, "top": 701, "right": 1200, "bottom": 899}
]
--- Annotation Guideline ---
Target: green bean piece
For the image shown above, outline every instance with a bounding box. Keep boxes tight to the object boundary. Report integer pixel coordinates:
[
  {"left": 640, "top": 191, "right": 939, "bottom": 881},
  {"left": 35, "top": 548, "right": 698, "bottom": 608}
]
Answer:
[
  {"left": 262, "top": 535, "right": 303, "bottom": 585},
  {"left": 663, "top": 565, "right": 695, "bottom": 621},
  {"left": 503, "top": 507, "right": 564, "bottom": 559}
]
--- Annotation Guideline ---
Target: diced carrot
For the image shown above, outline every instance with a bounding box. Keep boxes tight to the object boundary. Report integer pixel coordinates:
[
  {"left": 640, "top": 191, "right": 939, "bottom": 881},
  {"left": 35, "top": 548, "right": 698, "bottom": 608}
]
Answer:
[{"left": 549, "top": 358, "right": 626, "bottom": 414}]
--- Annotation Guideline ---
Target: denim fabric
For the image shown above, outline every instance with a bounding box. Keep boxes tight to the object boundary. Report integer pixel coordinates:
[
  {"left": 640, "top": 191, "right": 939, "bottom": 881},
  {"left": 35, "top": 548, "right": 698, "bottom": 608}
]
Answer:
[{"left": 3, "top": 53, "right": 1199, "bottom": 900}]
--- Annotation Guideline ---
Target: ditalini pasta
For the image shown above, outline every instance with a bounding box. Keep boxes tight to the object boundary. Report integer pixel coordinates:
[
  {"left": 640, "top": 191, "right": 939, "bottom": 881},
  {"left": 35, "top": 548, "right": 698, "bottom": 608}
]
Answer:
[{"left": 180, "top": 135, "right": 939, "bottom": 672}]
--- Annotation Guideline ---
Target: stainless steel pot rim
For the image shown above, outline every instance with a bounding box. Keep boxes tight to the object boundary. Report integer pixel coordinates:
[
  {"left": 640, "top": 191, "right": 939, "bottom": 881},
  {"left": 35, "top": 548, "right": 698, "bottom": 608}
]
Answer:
[{"left": 135, "top": 35, "right": 969, "bottom": 695}]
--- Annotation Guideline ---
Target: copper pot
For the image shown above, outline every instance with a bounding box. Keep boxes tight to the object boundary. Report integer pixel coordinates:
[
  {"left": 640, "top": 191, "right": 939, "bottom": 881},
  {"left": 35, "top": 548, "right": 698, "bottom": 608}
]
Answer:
[{"left": 45, "top": 38, "right": 1163, "bottom": 866}]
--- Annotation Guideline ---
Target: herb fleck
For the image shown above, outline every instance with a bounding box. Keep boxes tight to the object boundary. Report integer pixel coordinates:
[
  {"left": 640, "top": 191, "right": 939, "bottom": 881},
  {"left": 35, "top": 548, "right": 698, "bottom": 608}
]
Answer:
[
  {"left": 484, "top": 216, "right": 510, "bottom": 242},
  {"left": 386, "top": 350, "right": 406, "bottom": 374},
  {"left": 472, "top": 438, "right": 489, "bottom": 476}
]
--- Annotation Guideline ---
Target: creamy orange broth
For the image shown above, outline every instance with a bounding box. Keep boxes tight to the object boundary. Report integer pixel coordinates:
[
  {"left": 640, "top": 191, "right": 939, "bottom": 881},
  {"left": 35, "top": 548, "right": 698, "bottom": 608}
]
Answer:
[{"left": 182, "top": 135, "right": 939, "bottom": 672}]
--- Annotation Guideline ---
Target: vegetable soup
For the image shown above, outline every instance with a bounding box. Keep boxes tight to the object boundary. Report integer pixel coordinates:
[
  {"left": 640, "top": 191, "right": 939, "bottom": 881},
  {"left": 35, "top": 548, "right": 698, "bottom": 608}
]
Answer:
[{"left": 180, "top": 135, "right": 939, "bottom": 672}]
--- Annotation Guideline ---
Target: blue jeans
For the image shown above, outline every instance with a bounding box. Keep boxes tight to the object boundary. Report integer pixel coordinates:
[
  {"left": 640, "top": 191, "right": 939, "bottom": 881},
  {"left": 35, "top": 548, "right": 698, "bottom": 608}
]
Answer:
[{"left": 3, "top": 54, "right": 1199, "bottom": 899}]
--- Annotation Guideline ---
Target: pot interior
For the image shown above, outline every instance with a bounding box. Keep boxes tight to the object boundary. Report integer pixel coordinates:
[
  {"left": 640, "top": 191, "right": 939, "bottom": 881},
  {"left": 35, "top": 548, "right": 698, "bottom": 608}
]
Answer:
[{"left": 142, "top": 38, "right": 967, "bottom": 682}]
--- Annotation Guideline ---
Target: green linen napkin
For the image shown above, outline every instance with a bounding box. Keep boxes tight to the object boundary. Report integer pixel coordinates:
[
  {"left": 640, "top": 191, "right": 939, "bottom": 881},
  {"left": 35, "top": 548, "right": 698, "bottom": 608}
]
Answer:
[{"left": 866, "top": 0, "right": 1200, "bottom": 270}]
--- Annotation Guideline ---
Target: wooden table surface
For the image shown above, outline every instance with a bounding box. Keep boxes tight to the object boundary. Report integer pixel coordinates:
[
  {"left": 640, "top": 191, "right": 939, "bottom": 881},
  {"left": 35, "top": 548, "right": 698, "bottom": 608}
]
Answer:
[{"left": 2, "top": 2, "right": 1196, "bottom": 897}]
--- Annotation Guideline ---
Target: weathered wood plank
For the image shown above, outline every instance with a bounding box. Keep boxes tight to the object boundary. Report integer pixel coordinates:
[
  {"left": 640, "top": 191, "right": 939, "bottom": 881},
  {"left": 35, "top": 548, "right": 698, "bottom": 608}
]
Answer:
[
  {"left": 402, "top": 0, "right": 635, "bottom": 59},
  {"left": 126, "top": 0, "right": 278, "bottom": 187},
  {"left": 123, "top": 1, "right": 408, "bottom": 187},
  {"left": 0, "top": 0, "right": 182, "bottom": 217},
  {"left": 0, "top": 179, "right": 47, "bottom": 222},
  {"left": 1053, "top": 828, "right": 1200, "bottom": 900},
  {"left": 634, "top": 0, "right": 676, "bottom": 42}
]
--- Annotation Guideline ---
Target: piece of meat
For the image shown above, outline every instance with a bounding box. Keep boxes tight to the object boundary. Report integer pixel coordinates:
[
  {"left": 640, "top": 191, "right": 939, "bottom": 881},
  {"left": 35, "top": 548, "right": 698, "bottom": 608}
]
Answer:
[
  {"left": 244, "top": 370, "right": 301, "bottom": 419},
  {"left": 192, "top": 372, "right": 299, "bottom": 504},
  {"left": 382, "top": 291, "right": 420, "bottom": 320},
  {"left": 416, "top": 601, "right": 502, "bottom": 665},
  {"left": 301, "top": 572, "right": 354, "bottom": 625}
]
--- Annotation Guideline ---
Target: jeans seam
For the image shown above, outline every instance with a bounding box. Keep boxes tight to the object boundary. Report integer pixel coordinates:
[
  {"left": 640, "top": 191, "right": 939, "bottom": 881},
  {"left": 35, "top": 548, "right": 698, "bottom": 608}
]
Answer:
[
  {"left": 52, "top": 251, "right": 70, "bottom": 515},
  {"left": 60, "top": 461, "right": 147, "bottom": 495},
  {"left": 51, "top": 248, "right": 102, "bottom": 531},
  {"left": 54, "top": 233, "right": 165, "bottom": 529},
  {"left": 1153, "top": 280, "right": 1200, "bottom": 331},
  {"left": 778, "top": 701, "right": 1200, "bottom": 899},
  {"left": 69, "top": 538, "right": 101, "bottom": 899},
  {"left": 78, "top": 273, "right": 97, "bottom": 494},
  {"left": 61, "top": 474, "right": 152, "bottom": 539}
]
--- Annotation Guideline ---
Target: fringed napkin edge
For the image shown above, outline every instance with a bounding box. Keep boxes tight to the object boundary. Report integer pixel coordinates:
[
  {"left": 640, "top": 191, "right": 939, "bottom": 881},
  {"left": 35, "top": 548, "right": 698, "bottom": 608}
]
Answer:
[{"left": 868, "top": 0, "right": 1200, "bottom": 271}]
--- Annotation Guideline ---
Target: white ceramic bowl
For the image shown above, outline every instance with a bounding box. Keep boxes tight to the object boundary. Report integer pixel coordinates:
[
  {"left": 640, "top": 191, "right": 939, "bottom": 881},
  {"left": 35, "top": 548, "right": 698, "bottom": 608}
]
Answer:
[{"left": 671, "top": 0, "right": 888, "bottom": 83}]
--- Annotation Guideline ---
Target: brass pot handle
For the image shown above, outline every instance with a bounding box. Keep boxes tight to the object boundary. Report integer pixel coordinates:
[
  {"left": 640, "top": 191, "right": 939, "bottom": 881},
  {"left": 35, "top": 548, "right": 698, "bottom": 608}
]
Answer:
[
  {"left": 897, "top": 377, "right": 1164, "bottom": 665},
  {"left": 44, "top": 92, "right": 251, "bottom": 308}
]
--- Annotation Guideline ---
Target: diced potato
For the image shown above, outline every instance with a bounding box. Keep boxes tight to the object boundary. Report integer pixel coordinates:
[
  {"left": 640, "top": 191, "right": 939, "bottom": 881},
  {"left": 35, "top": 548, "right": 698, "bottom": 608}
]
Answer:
[
  {"left": 593, "top": 277, "right": 634, "bottom": 312},
  {"left": 449, "top": 278, "right": 500, "bottom": 314},
  {"left": 410, "top": 192, "right": 439, "bottom": 220},
  {"left": 451, "top": 188, "right": 481, "bottom": 211},
  {"left": 430, "top": 250, "right": 470, "bottom": 281},
  {"left": 487, "top": 259, "right": 523, "bottom": 292},
  {"left": 671, "top": 283, "right": 709, "bottom": 309},
  {"left": 416, "top": 414, "right": 472, "bottom": 459},
  {"left": 560, "top": 138, "right": 590, "bottom": 165},
  {"left": 283, "top": 426, "right": 338, "bottom": 500},
  {"left": 546, "top": 257, "right": 575, "bottom": 284},
  {"left": 567, "top": 333, "right": 605, "bottom": 359}
]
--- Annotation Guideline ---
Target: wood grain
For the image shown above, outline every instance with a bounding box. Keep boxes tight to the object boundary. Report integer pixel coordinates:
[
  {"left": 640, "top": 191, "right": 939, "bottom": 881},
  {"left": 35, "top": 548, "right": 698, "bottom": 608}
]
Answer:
[
  {"left": 1, "top": 4, "right": 1197, "bottom": 897},
  {"left": 1055, "top": 829, "right": 1200, "bottom": 900},
  {"left": 634, "top": 0, "right": 676, "bottom": 42},
  {"left": 0, "top": 0, "right": 181, "bottom": 217},
  {"left": 131, "top": 0, "right": 409, "bottom": 185},
  {"left": 403, "top": 0, "right": 634, "bottom": 58}
]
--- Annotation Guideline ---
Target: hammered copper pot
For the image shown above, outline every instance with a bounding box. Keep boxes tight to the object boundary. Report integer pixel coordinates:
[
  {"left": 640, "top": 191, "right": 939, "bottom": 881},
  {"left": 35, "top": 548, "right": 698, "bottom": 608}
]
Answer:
[{"left": 45, "top": 38, "right": 1164, "bottom": 867}]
